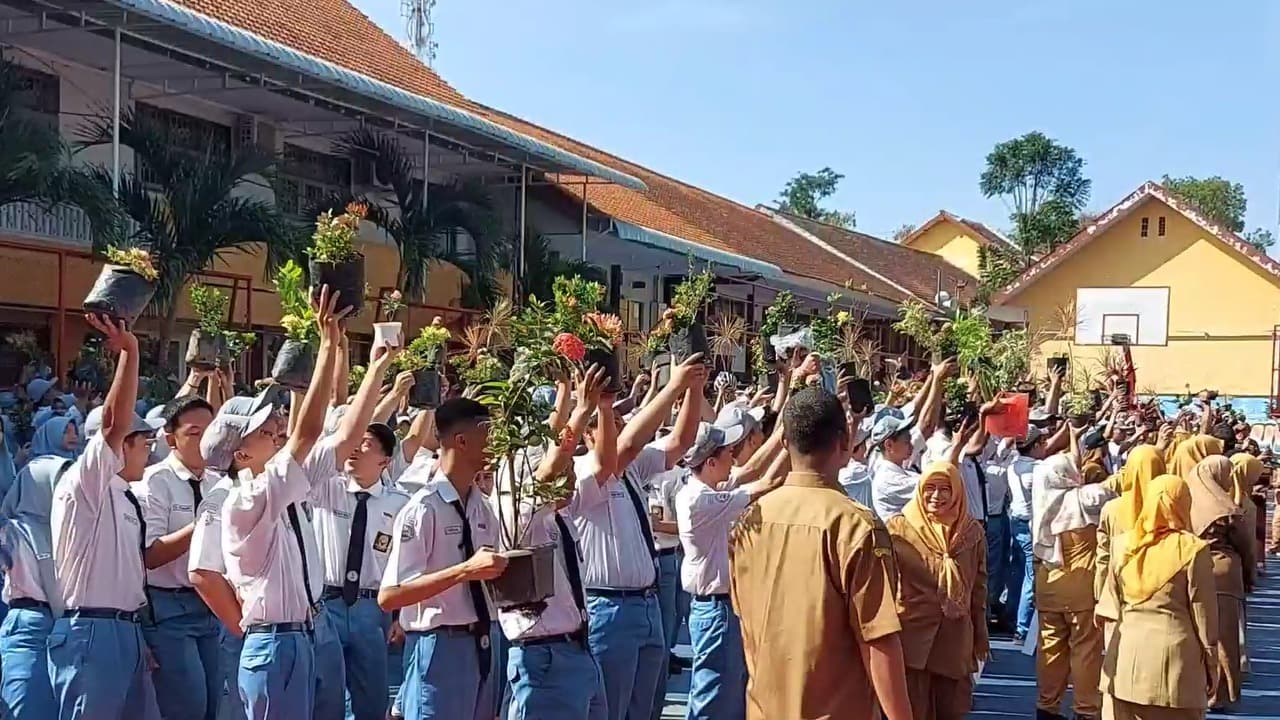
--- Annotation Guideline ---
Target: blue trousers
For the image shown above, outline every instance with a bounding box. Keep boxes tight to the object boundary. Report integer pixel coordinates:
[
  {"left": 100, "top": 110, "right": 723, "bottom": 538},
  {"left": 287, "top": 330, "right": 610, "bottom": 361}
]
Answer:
[
  {"left": 505, "top": 638, "right": 606, "bottom": 720},
  {"left": 311, "top": 609, "right": 346, "bottom": 720},
  {"left": 1, "top": 606, "right": 55, "bottom": 720},
  {"left": 984, "top": 513, "right": 1011, "bottom": 613},
  {"left": 402, "top": 627, "right": 481, "bottom": 719},
  {"left": 144, "top": 589, "right": 222, "bottom": 720},
  {"left": 237, "top": 628, "right": 314, "bottom": 720},
  {"left": 320, "top": 595, "right": 389, "bottom": 720},
  {"left": 1009, "top": 517, "right": 1036, "bottom": 635},
  {"left": 586, "top": 592, "right": 665, "bottom": 720},
  {"left": 482, "top": 621, "right": 507, "bottom": 720},
  {"left": 686, "top": 596, "right": 745, "bottom": 720},
  {"left": 47, "top": 614, "right": 161, "bottom": 720},
  {"left": 654, "top": 551, "right": 681, "bottom": 720},
  {"left": 218, "top": 629, "right": 246, "bottom": 720}
]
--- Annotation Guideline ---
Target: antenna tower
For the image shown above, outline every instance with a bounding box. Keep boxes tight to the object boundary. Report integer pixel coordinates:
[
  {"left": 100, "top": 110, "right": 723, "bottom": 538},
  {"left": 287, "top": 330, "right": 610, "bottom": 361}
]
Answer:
[{"left": 402, "top": 0, "right": 438, "bottom": 66}]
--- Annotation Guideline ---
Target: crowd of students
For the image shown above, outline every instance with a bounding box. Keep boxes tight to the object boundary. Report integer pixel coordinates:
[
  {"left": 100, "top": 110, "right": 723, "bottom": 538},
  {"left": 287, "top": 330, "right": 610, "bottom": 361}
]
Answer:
[{"left": 0, "top": 289, "right": 1270, "bottom": 720}]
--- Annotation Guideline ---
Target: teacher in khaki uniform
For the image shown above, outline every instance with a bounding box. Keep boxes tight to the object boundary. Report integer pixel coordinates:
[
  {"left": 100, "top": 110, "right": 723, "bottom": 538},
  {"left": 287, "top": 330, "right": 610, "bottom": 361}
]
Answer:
[{"left": 730, "top": 387, "right": 912, "bottom": 720}]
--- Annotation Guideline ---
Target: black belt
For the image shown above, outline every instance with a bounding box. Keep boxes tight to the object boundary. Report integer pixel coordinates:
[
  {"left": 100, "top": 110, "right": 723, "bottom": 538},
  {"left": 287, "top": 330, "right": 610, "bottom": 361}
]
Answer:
[
  {"left": 586, "top": 587, "right": 656, "bottom": 598},
  {"left": 65, "top": 607, "right": 143, "bottom": 623},
  {"left": 428, "top": 622, "right": 484, "bottom": 636},
  {"left": 322, "top": 586, "right": 378, "bottom": 601},
  {"left": 693, "top": 593, "right": 730, "bottom": 603},
  {"left": 245, "top": 621, "right": 313, "bottom": 635},
  {"left": 511, "top": 630, "right": 587, "bottom": 648},
  {"left": 146, "top": 585, "right": 198, "bottom": 595},
  {"left": 8, "top": 598, "right": 50, "bottom": 611},
  {"left": 656, "top": 547, "right": 679, "bottom": 557}
]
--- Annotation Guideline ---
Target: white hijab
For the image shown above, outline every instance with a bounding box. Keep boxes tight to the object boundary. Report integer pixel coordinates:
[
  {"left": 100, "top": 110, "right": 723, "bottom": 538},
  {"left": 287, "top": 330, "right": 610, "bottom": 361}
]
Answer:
[{"left": 1031, "top": 453, "right": 1114, "bottom": 567}]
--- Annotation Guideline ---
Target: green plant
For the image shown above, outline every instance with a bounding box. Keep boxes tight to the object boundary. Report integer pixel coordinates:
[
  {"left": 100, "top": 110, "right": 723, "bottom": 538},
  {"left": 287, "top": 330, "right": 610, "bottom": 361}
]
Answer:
[
  {"left": 811, "top": 293, "right": 856, "bottom": 359},
  {"left": 647, "top": 264, "right": 714, "bottom": 354},
  {"left": 306, "top": 203, "right": 365, "bottom": 264},
  {"left": 754, "top": 290, "right": 796, "bottom": 374},
  {"left": 104, "top": 245, "right": 159, "bottom": 282},
  {"left": 894, "top": 299, "right": 955, "bottom": 358},
  {"left": 381, "top": 289, "right": 405, "bottom": 321},
  {"left": 224, "top": 331, "right": 256, "bottom": 358},
  {"left": 274, "top": 260, "right": 317, "bottom": 345},
  {"left": 188, "top": 283, "right": 230, "bottom": 335},
  {"left": 400, "top": 324, "right": 452, "bottom": 372},
  {"left": 348, "top": 364, "right": 367, "bottom": 395}
]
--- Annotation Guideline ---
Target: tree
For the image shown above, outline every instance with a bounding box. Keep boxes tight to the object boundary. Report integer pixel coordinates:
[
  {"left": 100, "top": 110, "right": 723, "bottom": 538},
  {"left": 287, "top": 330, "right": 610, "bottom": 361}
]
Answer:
[
  {"left": 80, "top": 110, "right": 298, "bottom": 366},
  {"left": 521, "top": 232, "right": 607, "bottom": 304},
  {"left": 891, "top": 224, "right": 916, "bottom": 243},
  {"left": 1161, "top": 175, "right": 1246, "bottom": 232},
  {"left": 777, "top": 167, "right": 856, "bottom": 229},
  {"left": 980, "top": 131, "right": 1091, "bottom": 265},
  {"left": 1245, "top": 228, "right": 1275, "bottom": 251}
]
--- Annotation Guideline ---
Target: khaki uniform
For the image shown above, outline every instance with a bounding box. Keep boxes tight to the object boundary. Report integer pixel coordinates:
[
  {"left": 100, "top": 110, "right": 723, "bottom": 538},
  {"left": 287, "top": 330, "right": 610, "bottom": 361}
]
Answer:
[
  {"left": 1100, "top": 546, "right": 1218, "bottom": 720},
  {"left": 1037, "top": 527, "right": 1104, "bottom": 717},
  {"left": 1200, "top": 515, "right": 1254, "bottom": 707},
  {"left": 729, "top": 472, "right": 901, "bottom": 720},
  {"left": 1095, "top": 501, "right": 1124, "bottom": 646},
  {"left": 886, "top": 515, "right": 988, "bottom": 720}
]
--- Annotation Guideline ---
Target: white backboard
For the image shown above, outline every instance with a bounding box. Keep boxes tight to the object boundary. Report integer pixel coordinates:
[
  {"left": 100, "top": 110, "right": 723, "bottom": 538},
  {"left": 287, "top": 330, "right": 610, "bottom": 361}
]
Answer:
[{"left": 1074, "top": 287, "right": 1169, "bottom": 346}]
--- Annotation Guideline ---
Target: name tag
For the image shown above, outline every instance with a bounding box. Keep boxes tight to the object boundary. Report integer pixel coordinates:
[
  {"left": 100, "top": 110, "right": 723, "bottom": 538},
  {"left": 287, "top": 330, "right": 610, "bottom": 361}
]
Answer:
[
  {"left": 334, "top": 510, "right": 352, "bottom": 520},
  {"left": 172, "top": 503, "right": 193, "bottom": 512},
  {"left": 609, "top": 490, "right": 625, "bottom": 499},
  {"left": 373, "top": 532, "right": 392, "bottom": 553},
  {"left": 444, "top": 525, "right": 463, "bottom": 536},
  {"left": 121, "top": 513, "right": 139, "bottom": 525}
]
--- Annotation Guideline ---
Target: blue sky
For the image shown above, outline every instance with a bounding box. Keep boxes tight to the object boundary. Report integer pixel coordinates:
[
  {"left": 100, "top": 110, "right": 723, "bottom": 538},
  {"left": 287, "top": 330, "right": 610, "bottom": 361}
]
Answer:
[{"left": 353, "top": 0, "right": 1280, "bottom": 243}]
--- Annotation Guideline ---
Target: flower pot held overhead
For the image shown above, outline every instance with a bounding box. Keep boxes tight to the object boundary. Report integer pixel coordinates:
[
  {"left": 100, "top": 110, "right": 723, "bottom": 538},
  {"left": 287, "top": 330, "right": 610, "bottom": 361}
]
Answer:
[
  {"left": 82, "top": 265, "right": 158, "bottom": 327},
  {"left": 667, "top": 321, "right": 708, "bottom": 361},
  {"left": 408, "top": 367, "right": 441, "bottom": 409},
  {"left": 583, "top": 346, "right": 624, "bottom": 395},
  {"left": 1048, "top": 356, "right": 1069, "bottom": 376},
  {"left": 270, "top": 339, "right": 316, "bottom": 390},
  {"left": 185, "top": 328, "right": 229, "bottom": 371},
  {"left": 373, "top": 322, "right": 403, "bottom": 348},
  {"left": 486, "top": 543, "right": 557, "bottom": 610},
  {"left": 308, "top": 254, "right": 366, "bottom": 318}
]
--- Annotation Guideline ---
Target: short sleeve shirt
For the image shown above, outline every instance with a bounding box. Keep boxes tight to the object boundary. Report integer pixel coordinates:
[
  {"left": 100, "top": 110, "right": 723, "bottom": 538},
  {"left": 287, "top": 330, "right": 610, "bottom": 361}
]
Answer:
[
  {"left": 870, "top": 454, "right": 919, "bottom": 521},
  {"left": 648, "top": 468, "right": 685, "bottom": 551},
  {"left": 137, "top": 454, "right": 223, "bottom": 588},
  {"left": 189, "top": 475, "right": 235, "bottom": 575},
  {"left": 676, "top": 479, "right": 751, "bottom": 596},
  {"left": 310, "top": 468, "right": 411, "bottom": 589},
  {"left": 565, "top": 444, "right": 665, "bottom": 589},
  {"left": 496, "top": 505, "right": 587, "bottom": 642}
]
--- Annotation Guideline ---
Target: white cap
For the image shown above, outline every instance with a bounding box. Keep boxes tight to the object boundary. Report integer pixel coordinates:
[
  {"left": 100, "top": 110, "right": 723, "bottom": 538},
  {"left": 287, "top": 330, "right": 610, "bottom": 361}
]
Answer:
[{"left": 200, "top": 404, "right": 275, "bottom": 471}]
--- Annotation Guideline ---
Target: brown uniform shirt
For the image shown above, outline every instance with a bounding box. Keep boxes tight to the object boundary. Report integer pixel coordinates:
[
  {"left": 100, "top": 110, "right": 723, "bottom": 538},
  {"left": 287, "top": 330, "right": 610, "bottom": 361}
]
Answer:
[
  {"left": 729, "top": 471, "right": 901, "bottom": 720},
  {"left": 1035, "top": 526, "right": 1098, "bottom": 613}
]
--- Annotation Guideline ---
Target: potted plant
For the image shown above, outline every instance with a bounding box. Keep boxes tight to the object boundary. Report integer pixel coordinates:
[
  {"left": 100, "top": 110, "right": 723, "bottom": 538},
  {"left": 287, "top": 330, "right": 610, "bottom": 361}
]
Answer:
[
  {"left": 755, "top": 291, "right": 796, "bottom": 375},
  {"left": 83, "top": 245, "right": 159, "bottom": 327},
  {"left": 185, "top": 284, "right": 231, "bottom": 370},
  {"left": 375, "top": 289, "right": 406, "bottom": 348},
  {"left": 307, "top": 202, "right": 367, "bottom": 318},
  {"left": 648, "top": 267, "right": 714, "bottom": 360},
  {"left": 399, "top": 319, "right": 451, "bottom": 408},
  {"left": 1065, "top": 392, "right": 1095, "bottom": 428},
  {"left": 545, "top": 276, "right": 624, "bottom": 393},
  {"left": 223, "top": 331, "right": 256, "bottom": 370},
  {"left": 270, "top": 260, "right": 318, "bottom": 389},
  {"left": 894, "top": 298, "right": 958, "bottom": 363}
]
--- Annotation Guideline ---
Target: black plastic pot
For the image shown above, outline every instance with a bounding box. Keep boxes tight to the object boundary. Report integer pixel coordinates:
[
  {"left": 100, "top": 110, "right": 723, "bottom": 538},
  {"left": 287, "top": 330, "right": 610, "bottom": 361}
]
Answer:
[
  {"left": 486, "top": 543, "right": 557, "bottom": 610},
  {"left": 82, "top": 265, "right": 157, "bottom": 327},
  {"left": 1048, "top": 356, "right": 1069, "bottom": 376},
  {"left": 667, "top": 321, "right": 708, "bottom": 360},
  {"left": 1069, "top": 412, "right": 1093, "bottom": 429},
  {"left": 584, "top": 346, "right": 624, "bottom": 395},
  {"left": 409, "top": 367, "right": 441, "bottom": 408},
  {"left": 270, "top": 339, "right": 316, "bottom": 390},
  {"left": 762, "top": 338, "right": 777, "bottom": 365},
  {"left": 846, "top": 376, "right": 874, "bottom": 415},
  {"left": 308, "top": 254, "right": 366, "bottom": 318},
  {"left": 185, "top": 328, "right": 228, "bottom": 370}
]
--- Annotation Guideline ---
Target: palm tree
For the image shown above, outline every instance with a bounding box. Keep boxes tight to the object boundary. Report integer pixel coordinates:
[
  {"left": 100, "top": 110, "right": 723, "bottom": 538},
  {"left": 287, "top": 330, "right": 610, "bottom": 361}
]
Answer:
[
  {"left": 79, "top": 110, "right": 299, "bottom": 365},
  {"left": 327, "top": 129, "right": 506, "bottom": 306},
  {"left": 521, "top": 232, "right": 606, "bottom": 303},
  {"left": 0, "top": 57, "right": 119, "bottom": 241}
]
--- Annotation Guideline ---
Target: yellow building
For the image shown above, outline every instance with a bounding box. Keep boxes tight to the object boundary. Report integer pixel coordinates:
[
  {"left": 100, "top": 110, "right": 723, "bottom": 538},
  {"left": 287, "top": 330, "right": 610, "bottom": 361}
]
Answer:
[
  {"left": 992, "top": 181, "right": 1280, "bottom": 401},
  {"left": 898, "top": 211, "right": 1016, "bottom": 277}
]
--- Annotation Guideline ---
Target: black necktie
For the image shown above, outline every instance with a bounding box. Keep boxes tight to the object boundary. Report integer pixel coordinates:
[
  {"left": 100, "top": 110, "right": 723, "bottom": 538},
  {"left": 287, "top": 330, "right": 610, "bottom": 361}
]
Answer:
[
  {"left": 286, "top": 504, "right": 317, "bottom": 610},
  {"left": 448, "top": 498, "right": 491, "bottom": 682},
  {"left": 122, "top": 487, "right": 152, "bottom": 612},
  {"left": 620, "top": 475, "right": 658, "bottom": 561},
  {"left": 187, "top": 478, "right": 203, "bottom": 508},
  {"left": 342, "top": 492, "right": 370, "bottom": 606},
  {"left": 553, "top": 513, "right": 588, "bottom": 624}
]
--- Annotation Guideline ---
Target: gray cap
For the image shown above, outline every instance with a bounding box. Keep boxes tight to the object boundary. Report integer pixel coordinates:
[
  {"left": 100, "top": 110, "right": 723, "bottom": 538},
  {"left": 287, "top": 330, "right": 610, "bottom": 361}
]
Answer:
[
  {"left": 82, "top": 406, "right": 163, "bottom": 438},
  {"left": 715, "top": 403, "right": 761, "bottom": 437},
  {"left": 1018, "top": 425, "right": 1044, "bottom": 447},
  {"left": 684, "top": 422, "right": 746, "bottom": 468},
  {"left": 869, "top": 407, "right": 913, "bottom": 448},
  {"left": 852, "top": 416, "right": 874, "bottom": 447},
  {"left": 200, "top": 404, "right": 275, "bottom": 471}
]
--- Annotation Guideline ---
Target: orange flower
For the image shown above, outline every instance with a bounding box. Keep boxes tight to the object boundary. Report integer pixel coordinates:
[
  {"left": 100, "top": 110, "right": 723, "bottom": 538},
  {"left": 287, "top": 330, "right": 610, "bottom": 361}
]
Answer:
[
  {"left": 345, "top": 201, "right": 369, "bottom": 219},
  {"left": 585, "top": 312, "right": 623, "bottom": 342},
  {"left": 552, "top": 333, "right": 586, "bottom": 362}
]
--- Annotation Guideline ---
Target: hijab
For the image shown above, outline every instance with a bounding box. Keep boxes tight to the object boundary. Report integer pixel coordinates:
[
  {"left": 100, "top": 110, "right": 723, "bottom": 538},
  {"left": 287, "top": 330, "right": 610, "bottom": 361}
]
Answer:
[
  {"left": 1228, "top": 453, "right": 1262, "bottom": 508},
  {"left": 900, "top": 461, "right": 983, "bottom": 619},
  {"left": 1032, "top": 453, "right": 1114, "bottom": 567},
  {"left": 1109, "top": 445, "right": 1166, "bottom": 534},
  {"left": 1168, "top": 435, "right": 1224, "bottom": 479},
  {"left": 0, "top": 455, "right": 73, "bottom": 614},
  {"left": 1120, "top": 474, "right": 1205, "bottom": 604},
  {"left": 29, "top": 415, "right": 77, "bottom": 461},
  {"left": 1187, "top": 456, "right": 1241, "bottom": 536}
]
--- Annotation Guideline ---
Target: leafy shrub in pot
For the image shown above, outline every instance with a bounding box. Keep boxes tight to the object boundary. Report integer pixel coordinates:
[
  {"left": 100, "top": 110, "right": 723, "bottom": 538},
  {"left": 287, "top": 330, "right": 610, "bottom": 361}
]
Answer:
[
  {"left": 647, "top": 267, "right": 714, "bottom": 362},
  {"left": 270, "top": 260, "right": 319, "bottom": 389},
  {"left": 185, "top": 284, "right": 231, "bottom": 370},
  {"left": 83, "top": 246, "right": 159, "bottom": 327},
  {"left": 398, "top": 319, "right": 450, "bottom": 408},
  {"left": 306, "top": 203, "right": 367, "bottom": 318}
]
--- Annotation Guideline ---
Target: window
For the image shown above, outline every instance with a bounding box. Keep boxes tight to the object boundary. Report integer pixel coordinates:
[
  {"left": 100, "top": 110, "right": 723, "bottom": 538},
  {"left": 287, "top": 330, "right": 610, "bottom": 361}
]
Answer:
[
  {"left": 1140, "top": 217, "right": 1149, "bottom": 238},
  {"left": 277, "top": 143, "right": 352, "bottom": 216},
  {"left": 10, "top": 65, "right": 59, "bottom": 121},
  {"left": 1158, "top": 216, "right": 1166, "bottom": 237},
  {"left": 134, "top": 104, "right": 232, "bottom": 185}
]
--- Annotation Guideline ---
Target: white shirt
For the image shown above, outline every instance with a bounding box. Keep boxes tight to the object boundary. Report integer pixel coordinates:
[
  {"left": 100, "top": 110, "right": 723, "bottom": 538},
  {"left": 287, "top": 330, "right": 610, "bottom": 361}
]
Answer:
[
  {"left": 566, "top": 444, "right": 667, "bottom": 589},
  {"left": 310, "top": 445, "right": 411, "bottom": 589},
  {"left": 1007, "top": 455, "right": 1040, "bottom": 521},
  {"left": 395, "top": 448, "right": 438, "bottom": 496},
  {"left": 3, "top": 534, "right": 46, "bottom": 604},
  {"left": 675, "top": 479, "right": 751, "bottom": 596},
  {"left": 138, "top": 454, "right": 222, "bottom": 588},
  {"left": 50, "top": 434, "right": 147, "bottom": 611},
  {"left": 648, "top": 468, "right": 685, "bottom": 552},
  {"left": 870, "top": 453, "right": 919, "bottom": 521},
  {"left": 222, "top": 447, "right": 325, "bottom": 627},
  {"left": 380, "top": 472, "right": 498, "bottom": 632},
  {"left": 496, "top": 505, "right": 586, "bottom": 642},
  {"left": 189, "top": 475, "right": 235, "bottom": 575},
  {"left": 979, "top": 442, "right": 1016, "bottom": 517},
  {"left": 838, "top": 458, "right": 872, "bottom": 509},
  {"left": 921, "top": 436, "right": 987, "bottom": 520}
]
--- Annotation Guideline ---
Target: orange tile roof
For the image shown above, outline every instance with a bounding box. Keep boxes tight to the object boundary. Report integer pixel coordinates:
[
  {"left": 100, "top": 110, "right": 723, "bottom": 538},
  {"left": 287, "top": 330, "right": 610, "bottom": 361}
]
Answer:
[{"left": 901, "top": 210, "right": 1017, "bottom": 252}]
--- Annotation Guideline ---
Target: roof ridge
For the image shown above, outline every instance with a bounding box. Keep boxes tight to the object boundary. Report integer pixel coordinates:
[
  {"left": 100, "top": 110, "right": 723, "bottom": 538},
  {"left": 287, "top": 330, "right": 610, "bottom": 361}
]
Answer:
[{"left": 772, "top": 208, "right": 979, "bottom": 276}]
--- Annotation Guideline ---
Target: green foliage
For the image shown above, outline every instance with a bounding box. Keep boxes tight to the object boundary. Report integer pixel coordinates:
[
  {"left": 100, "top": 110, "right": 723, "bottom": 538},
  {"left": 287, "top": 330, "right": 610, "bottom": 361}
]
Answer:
[
  {"left": 273, "top": 260, "right": 317, "bottom": 345},
  {"left": 523, "top": 233, "right": 607, "bottom": 303},
  {"left": 975, "top": 244, "right": 1020, "bottom": 302},
  {"left": 400, "top": 325, "right": 451, "bottom": 371},
  {"left": 891, "top": 224, "right": 917, "bottom": 243},
  {"left": 894, "top": 299, "right": 953, "bottom": 357},
  {"left": 104, "top": 245, "right": 159, "bottom": 282},
  {"left": 188, "top": 283, "right": 229, "bottom": 334},
  {"left": 753, "top": 291, "right": 796, "bottom": 375},
  {"left": 306, "top": 204, "right": 364, "bottom": 264},
  {"left": 776, "top": 167, "right": 856, "bottom": 229},
  {"left": 1245, "top": 228, "right": 1275, "bottom": 250},
  {"left": 1162, "top": 175, "right": 1246, "bottom": 233},
  {"left": 810, "top": 293, "right": 852, "bottom": 359},
  {"left": 980, "top": 131, "right": 1091, "bottom": 264},
  {"left": 347, "top": 364, "right": 366, "bottom": 395},
  {"left": 647, "top": 265, "right": 714, "bottom": 355},
  {"left": 223, "top": 331, "right": 256, "bottom": 357}
]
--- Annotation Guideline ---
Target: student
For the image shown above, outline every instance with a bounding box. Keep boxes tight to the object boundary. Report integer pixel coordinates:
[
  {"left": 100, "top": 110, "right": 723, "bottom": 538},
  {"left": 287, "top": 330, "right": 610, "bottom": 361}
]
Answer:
[
  {"left": 218, "top": 286, "right": 345, "bottom": 719},
  {"left": 135, "top": 395, "right": 222, "bottom": 720},
  {"left": 675, "top": 421, "right": 783, "bottom": 720},
  {"left": 47, "top": 313, "right": 165, "bottom": 720},
  {"left": 729, "top": 387, "right": 911, "bottom": 720},
  {"left": 566, "top": 354, "right": 704, "bottom": 720},
  {"left": 309, "top": 343, "right": 410, "bottom": 720},
  {"left": 379, "top": 397, "right": 507, "bottom": 719},
  {"left": 1002, "top": 426, "right": 1052, "bottom": 642}
]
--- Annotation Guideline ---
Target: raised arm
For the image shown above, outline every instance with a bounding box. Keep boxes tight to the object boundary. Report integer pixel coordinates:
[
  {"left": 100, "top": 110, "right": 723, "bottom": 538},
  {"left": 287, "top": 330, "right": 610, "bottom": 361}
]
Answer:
[
  {"left": 537, "top": 365, "right": 606, "bottom": 484},
  {"left": 399, "top": 408, "right": 435, "bottom": 464},
  {"left": 373, "top": 370, "right": 413, "bottom": 425},
  {"left": 617, "top": 353, "right": 705, "bottom": 471},
  {"left": 547, "top": 374, "right": 573, "bottom": 435},
  {"left": 587, "top": 392, "right": 619, "bottom": 485},
  {"left": 330, "top": 338, "right": 401, "bottom": 461},
  {"left": 331, "top": 334, "right": 351, "bottom": 407},
  {"left": 86, "top": 314, "right": 140, "bottom": 454},
  {"left": 285, "top": 286, "right": 347, "bottom": 464}
]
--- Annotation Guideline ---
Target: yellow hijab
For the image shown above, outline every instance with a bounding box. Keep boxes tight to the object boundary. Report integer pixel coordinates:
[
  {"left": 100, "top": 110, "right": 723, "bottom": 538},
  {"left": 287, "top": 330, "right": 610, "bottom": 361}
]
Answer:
[
  {"left": 1120, "top": 474, "right": 1207, "bottom": 604},
  {"left": 1163, "top": 430, "right": 1191, "bottom": 466},
  {"left": 1229, "top": 453, "right": 1261, "bottom": 536},
  {"left": 1110, "top": 445, "right": 1166, "bottom": 534},
  {"left": 901, "top": 461, "right": 983, "bottom": 619},
  {"left": 1168, "top": 435, "right": 1224, "bottom": 479}
]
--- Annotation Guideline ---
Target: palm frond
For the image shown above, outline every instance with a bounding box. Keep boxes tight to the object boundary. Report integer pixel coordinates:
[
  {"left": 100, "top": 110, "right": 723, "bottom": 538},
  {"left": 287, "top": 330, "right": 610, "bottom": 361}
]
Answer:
[{"left": 709, "top": 314, "right": 746, "bottom": 358}]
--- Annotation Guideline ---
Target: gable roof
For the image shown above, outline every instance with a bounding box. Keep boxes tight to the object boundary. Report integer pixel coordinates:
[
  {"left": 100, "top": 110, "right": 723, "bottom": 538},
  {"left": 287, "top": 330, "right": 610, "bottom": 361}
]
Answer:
[
  {"left": 994, "top": 181, "right": 1280, "bottom": 304},
  {"left": 774, "top": 212, "right": 979, "bottom": 304},
  {"left": 902, "top": 210, "right": 1018, "bottom": 252}
]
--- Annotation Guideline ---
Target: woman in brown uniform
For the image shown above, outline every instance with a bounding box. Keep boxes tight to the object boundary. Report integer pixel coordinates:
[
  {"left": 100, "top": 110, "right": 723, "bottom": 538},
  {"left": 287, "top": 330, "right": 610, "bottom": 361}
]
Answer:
[
  {"left": 1095, "top": 446, "right": 1165, "bottom": 643},
  {"left": 1101, "top": 474, "right": 1217, "bottom": 720},
  {"left": 887, "top": 461, "right": 988, "bottom": 720},
  {"left": 1187, "top": 457, "right": 1254, "bottom": 710}
]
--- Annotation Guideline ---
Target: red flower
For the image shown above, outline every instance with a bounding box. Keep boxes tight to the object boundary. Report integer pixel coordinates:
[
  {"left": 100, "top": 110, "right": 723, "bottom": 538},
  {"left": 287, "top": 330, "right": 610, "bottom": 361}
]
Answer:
[{"left": 553, "top": 332, "right": 586, "bottom": 362}]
